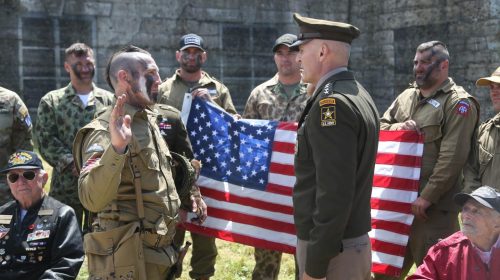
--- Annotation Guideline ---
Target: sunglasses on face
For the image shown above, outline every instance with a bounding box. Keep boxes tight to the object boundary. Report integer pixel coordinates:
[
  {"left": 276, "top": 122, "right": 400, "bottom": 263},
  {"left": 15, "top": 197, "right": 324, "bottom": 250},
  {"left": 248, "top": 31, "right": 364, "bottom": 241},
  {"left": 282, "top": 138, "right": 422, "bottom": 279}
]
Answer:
[{"left": 7, "top": 171, "right": 37, "bottom": 183}]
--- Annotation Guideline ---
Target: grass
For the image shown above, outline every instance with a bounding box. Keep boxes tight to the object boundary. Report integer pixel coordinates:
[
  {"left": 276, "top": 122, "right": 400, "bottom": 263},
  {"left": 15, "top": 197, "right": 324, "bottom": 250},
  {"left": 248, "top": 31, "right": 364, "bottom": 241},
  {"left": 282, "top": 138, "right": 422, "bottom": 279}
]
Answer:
[{"left": 76, "top": 234, "right": 296, "bottom": 279}]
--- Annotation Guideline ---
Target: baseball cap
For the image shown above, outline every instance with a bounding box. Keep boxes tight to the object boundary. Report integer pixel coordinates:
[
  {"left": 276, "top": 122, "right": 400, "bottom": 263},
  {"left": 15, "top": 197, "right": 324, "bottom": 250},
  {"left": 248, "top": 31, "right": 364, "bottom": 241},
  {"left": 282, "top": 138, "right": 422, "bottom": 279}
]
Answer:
[
  {"left": 454, "top": 186, "right": 500, "bottom": 213},
  {"left": 179, "top": 33, "right": 205, "bottom": 51},
  {"left": 290, "top": 13, "right": 360, "bottom": 49},
  {"left": 272, "top": 34, "right": 298, "bottom": 52},
  {"left": 0, "top": 151, "right": 44, "bottom": 173},
  {"left": 476, "top": 66, "right": 500, "bottom": 87}
]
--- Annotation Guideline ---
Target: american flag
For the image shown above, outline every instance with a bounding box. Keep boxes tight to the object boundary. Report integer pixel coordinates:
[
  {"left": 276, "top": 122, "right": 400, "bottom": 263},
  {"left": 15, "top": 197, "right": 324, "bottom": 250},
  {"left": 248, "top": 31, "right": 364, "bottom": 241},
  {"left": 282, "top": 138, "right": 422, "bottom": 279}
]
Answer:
[
  {"left": 181, "top": 96, "right": 297, "bottom": 254},
  {"left": 369, "top": 130, "right": 424, "bottom": 277},
  {"left": 180, "top": 97, "right": 424, "bottom": 268}
]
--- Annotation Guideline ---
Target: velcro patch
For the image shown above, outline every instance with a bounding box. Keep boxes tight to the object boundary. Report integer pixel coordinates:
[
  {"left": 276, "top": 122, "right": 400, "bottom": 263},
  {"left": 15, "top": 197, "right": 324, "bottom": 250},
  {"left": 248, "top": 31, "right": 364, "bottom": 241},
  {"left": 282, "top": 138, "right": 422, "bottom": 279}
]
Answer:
[
  {"left": 319, "top": 98, "right": 336, "bottom": 106},
  {"left": 455, "top": 100, "right": 470, "bottom": 116},
  {"left": 38, "top": 209, "right": 54, "bottom": 216},
  {"left": 85, "top": 143, "right": 104, "bottom": 154},
  {"left": 321, "top": 106, "right": 336, "bottom": 126}
]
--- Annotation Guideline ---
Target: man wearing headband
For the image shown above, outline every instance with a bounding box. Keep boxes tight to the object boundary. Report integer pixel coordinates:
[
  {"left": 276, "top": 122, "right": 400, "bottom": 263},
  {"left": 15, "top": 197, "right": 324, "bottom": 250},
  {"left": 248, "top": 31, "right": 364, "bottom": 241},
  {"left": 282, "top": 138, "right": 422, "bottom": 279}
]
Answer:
[
  {"left": 377, "top": 41, "right": 479, "bottom": 279},
  {"left": 0, "top": 151, "right": 83, "bottom": 279},
  {"left": 408, "top": 186, "right": 500, "bottom": 279}
]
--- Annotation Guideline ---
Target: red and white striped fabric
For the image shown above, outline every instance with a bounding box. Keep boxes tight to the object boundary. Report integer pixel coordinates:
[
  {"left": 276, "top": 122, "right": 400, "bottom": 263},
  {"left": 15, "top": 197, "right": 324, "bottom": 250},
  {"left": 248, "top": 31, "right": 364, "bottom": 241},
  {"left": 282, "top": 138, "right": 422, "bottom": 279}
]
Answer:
[
  {"left": 369, "top": 130, "right": 424, "bottom": 277},
  {"left": 183, "top": 121, "right": 298, "bottom": 254}
]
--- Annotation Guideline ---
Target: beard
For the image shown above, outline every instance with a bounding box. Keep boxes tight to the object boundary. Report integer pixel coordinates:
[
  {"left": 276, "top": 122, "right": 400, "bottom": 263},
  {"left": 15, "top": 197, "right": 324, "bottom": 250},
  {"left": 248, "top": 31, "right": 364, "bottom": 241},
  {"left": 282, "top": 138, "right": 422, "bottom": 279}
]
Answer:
[{"left": 72, "top": 64, "right": 95, "bottom": 82}]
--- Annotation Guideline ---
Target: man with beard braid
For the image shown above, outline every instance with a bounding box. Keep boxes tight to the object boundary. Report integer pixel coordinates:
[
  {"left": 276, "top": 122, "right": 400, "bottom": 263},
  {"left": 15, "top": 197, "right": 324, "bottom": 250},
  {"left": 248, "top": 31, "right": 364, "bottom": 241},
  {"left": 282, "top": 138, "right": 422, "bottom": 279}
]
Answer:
[
  {"left": 35, "top": 43, "right": 114, "bottom": 231},
  {"left": 157, "top": 33, "right": 237, "bottom": 280},
  {"left": 375, "top": 41, "right": 480, "bottom": 279}
]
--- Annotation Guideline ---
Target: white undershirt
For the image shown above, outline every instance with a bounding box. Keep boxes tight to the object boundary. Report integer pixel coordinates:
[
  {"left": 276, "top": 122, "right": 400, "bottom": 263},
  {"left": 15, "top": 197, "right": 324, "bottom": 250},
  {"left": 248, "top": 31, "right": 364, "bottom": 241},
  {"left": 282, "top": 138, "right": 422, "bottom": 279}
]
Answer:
[
  {"left": 78, "top": 91, "right": 93, "bottom": 107},
  {"left": 474, "top": 235, "right": 500, "bottom": 267}
]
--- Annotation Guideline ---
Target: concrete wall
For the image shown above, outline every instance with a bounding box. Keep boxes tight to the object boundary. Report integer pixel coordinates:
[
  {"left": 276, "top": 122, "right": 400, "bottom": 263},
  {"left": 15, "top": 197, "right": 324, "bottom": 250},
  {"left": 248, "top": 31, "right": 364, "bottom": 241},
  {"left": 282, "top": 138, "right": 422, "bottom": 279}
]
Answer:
[{"left": 1, "top": 0, "right": 498, "bottom": 119}]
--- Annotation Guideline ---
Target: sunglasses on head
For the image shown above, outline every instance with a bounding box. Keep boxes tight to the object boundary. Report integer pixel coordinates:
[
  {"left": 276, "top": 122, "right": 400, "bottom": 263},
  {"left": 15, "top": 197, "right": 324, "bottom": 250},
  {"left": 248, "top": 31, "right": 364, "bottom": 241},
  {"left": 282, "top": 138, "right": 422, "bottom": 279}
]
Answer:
[{"left": 7, "top": 170, "right": 37, "bottom": 183}]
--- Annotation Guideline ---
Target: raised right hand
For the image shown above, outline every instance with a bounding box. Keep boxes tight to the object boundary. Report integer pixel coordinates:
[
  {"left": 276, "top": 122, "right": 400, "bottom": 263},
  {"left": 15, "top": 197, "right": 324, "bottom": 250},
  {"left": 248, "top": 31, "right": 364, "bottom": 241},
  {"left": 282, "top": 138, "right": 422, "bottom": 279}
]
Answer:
[{"left": 110, "top": 94, "right": 132, "bottom": 154}]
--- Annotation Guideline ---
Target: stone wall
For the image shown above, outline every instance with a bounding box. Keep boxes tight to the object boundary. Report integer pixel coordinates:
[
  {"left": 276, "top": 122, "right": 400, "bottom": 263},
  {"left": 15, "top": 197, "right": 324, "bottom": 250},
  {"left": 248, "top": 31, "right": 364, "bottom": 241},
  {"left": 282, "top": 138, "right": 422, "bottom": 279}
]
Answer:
[{"left": 0, "top": 0, "right": 498, "bottom": 119}]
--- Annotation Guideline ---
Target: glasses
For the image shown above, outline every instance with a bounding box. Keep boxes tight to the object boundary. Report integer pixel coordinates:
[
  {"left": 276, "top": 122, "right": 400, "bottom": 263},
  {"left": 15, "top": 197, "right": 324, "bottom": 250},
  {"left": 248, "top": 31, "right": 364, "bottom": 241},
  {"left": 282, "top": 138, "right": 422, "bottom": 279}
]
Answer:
[{"left": 7, "top": 171, "right": 37, "bottom": 183}]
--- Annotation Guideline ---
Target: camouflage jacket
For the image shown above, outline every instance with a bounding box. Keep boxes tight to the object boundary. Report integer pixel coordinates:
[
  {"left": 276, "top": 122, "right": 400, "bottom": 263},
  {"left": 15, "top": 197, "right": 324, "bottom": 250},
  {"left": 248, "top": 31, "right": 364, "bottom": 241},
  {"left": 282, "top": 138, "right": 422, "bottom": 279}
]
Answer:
[
  {"left": 0, "top": 87, "right": 33, "bottom": 204},
  {"left": 157, "top": 69, "right": 237, "bottom": 114},
  {"left": 243, "top": 74, "right": 309, "bottom": 121},
  {"left": 34, "top": 83, "right": 114, "bottom": 206}
]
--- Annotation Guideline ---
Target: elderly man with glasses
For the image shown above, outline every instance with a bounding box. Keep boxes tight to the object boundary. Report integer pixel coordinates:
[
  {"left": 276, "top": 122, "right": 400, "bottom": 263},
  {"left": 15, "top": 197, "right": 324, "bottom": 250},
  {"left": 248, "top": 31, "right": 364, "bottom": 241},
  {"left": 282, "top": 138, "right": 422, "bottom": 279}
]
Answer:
[{"left": 0, "top": 151, "right": 83, "bottom": 280}]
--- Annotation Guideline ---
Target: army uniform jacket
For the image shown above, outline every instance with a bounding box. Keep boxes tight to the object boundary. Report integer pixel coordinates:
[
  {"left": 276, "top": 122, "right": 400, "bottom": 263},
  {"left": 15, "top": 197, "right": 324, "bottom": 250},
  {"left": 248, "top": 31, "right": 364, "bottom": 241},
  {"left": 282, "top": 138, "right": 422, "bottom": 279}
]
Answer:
[
  {"left": 35, "top": 83, "right": 114, "bottom": 206},
  {"left": 0, "top": 195, "right": 84, "bottom": 280},
  {"left": 293, "top": 70, "right": 380, "bottom": 278},
  {"left": 155, "top": 104, "right": 194, "bottom": 159},
  {"left": 243, "top": 74, "right": 309, "bottom": 121},
  {"left": 74, "top": 104, "right": 181, "bottom": 234},
  {"left": 158, "top": 70, "right": 237, "bottom": 114},
  {"left": 464, "top": 112, "right": 500, "bottom": 192},
  {"left": 0, "top": 87, "right": 33, "bottom": 204},
  {"left": 381, "top": 78, "right": 479, "bottom": 211}
]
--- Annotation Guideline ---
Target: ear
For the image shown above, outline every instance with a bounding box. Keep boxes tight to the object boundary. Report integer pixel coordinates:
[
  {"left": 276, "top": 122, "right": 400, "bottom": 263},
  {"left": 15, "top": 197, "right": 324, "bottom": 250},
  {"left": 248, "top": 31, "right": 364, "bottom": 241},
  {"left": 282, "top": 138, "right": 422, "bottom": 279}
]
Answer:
[
  {"left": 175, "top": 51, "right": 182, "bottom": 62},
  {"left": 200, "top": 52, "right": 207, "bottom": 64},
  {"left": 41, "top": 172, "right": 49, "bottom": 185},
  {"left": 64, "top": 61, "right": 71, "bottom": 74},
  {"left": 440, "top": 59, "right": 449, "bottom": 70},
  {"left": 318, "top": 43, "right": 329, "bottom": 62},
  {"left": 117, "top": 69, "right": 128, "bottom": 83}
]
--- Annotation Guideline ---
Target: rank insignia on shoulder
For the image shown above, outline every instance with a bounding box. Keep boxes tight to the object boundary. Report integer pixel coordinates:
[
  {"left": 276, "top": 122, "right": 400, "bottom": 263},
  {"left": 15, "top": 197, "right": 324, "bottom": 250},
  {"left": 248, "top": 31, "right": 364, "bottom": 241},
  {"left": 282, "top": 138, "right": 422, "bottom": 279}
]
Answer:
[
  {"left": 85, "top": 143, "right": 104, "bottom": 154},
  {"left": 455, "top": 100, "right": 470, "bottom": 116},
  {"left": 320, "top": 106, "right": 336, "bottom": 126},
  {"left": 319, "top": 98, "right": 336, "bottom": 106}
]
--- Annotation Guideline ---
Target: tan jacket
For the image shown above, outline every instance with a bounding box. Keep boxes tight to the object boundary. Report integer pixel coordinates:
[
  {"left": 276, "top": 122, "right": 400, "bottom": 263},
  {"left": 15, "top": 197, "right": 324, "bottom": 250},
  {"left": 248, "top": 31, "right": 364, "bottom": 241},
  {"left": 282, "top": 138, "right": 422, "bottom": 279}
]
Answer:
[
  {"left": 158, "top": 70, "right": 237, "bottom": 114},
  {"left": 74, "top": 104, "right": 179, "bottom": 231},
  {"left": 463, "top": 112, "right": 500, "bottom": 192},
  {"left": 381, "top": 78, "right": 479, "bottom": 211}
]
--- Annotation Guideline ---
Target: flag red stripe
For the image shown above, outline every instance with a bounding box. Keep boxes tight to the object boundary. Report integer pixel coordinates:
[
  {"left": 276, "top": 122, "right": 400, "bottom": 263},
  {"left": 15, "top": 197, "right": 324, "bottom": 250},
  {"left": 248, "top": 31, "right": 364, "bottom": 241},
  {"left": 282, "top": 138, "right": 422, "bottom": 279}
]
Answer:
[
  {"left": 269, "top": 162, "right": 295, "bottom": 176},
  {"left": 204, "top": 207, "right": 295, "bottom": 234},
  {"left": 371, "top": 219, "right": 412, "bottom": 235},
  {"left": 266, "top": 183, "right": 293, "bottom": 196},
  {"left": 370, "top": 238, "right": 407, "bottom": 257},
  {"left": 373, "top": 175, "right": 419, "bottom": 191},
  {"left": 272, "top": 141, "right": 295, "bottom": 154},
  {"left": 198, "top": 186, "right": 294, "bottom": 215},
  {"left": 378, "top": 130, "right": 424, "bottom": 143},
  {"left": 371, "top": 198, "right": 412, "bottom": 214},
  {"left": 277, "top": 122, "right": 298, "bottom": 131},
  {"left": 376, "top": 153, "right": 422, "bottom": 167},
  {"left": 371, "top": 263, "right": 403, "bottom": 277},
  {"left": 182, "top": 223, "right": 296, "bottom": 254}
]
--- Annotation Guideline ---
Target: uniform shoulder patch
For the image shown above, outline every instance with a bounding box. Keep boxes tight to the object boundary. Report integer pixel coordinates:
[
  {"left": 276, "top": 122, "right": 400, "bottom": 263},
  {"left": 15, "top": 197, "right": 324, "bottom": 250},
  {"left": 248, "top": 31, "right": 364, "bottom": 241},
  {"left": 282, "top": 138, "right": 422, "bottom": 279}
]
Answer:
[
  {"left": 455, "top": 100, "right": 470, "bottom": 116},
  {"left": 319, "top": 98, "right": 336, "bottom": 106},
  {"left": 320, "top": 105, "right": 336, "bottom": 127}
]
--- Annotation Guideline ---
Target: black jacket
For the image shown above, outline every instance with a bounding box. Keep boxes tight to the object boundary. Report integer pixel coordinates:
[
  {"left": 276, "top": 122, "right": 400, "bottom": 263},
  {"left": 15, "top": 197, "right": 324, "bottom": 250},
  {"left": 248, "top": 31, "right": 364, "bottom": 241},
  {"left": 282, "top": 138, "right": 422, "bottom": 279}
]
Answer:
[{"left": 0, "top": 195, "right": 84, "bottom": 280}]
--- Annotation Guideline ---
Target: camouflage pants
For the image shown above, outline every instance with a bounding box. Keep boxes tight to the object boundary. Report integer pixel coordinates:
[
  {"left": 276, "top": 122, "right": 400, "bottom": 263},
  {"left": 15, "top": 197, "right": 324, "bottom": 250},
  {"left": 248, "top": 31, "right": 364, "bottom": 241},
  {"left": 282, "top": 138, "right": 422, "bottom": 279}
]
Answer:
[{"left": 252, "top": 248, "right": 282, "bottom": 280}]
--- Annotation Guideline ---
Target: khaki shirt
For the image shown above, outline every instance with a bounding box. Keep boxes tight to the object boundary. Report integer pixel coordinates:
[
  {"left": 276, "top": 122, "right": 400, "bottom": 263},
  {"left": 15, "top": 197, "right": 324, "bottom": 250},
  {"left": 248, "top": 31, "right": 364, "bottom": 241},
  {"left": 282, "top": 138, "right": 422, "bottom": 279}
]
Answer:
[
  {"left": 243, "top": 74, "right": 309, "bottom": 121},
  {"left": 157, "top": 70, "right": 237, "bottom": 114},
  {"left": 0, "top": 87, "right": 33, "bottom": 204},
  {"left": 381, "top": 78, "right": 479, "bottom": 210},
  {"left": 294, "top": 71, "right": 379, "bottom": 277},
  {"left": 35, "top": 83, "right": 114, "bottom": 206},
  {"left": 463, "top": 112, "right": 500, "bottom": 192},
  {"left": 74, "top": 104, "right": 179, "bottom": 231}
]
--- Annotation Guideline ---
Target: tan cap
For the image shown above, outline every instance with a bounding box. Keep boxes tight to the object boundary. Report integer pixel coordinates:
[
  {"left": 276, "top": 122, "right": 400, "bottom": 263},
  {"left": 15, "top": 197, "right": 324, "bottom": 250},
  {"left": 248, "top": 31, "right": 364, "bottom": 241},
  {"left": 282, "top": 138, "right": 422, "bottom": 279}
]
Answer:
[
  {"left": 290, "top": 13, "right": 360, "bottom": 49},
  {"left": 476, "top": 66, "right": 500, "bottom": 86}
]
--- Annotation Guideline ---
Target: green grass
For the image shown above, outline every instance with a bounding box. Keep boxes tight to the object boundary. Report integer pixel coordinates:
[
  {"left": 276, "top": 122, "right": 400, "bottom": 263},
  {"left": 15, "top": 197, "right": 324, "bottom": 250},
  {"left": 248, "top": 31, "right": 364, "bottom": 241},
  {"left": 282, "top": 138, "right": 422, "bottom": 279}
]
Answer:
[{"left": 76, "top": 233, "right": 296, "bottom": 279}]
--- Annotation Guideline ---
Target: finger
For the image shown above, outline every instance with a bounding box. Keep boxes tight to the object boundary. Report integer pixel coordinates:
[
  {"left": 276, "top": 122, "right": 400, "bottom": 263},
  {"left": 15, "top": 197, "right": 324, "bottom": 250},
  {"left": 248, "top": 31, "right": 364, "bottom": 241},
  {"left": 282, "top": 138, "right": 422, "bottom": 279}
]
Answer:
[{"left": 122, "top": 115, "right": 132, "bottom": 129}]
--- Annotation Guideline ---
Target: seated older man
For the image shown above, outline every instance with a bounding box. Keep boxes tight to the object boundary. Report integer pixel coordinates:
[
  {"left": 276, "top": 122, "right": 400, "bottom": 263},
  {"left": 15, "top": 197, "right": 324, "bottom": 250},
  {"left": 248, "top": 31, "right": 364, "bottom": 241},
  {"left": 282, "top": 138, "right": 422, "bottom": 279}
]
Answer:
[
  {"left": 0, "top": 151, "right": 83, "bottom": 280},
  {"left": 408, "top": 186, "right": 500, "bottom": 279}
]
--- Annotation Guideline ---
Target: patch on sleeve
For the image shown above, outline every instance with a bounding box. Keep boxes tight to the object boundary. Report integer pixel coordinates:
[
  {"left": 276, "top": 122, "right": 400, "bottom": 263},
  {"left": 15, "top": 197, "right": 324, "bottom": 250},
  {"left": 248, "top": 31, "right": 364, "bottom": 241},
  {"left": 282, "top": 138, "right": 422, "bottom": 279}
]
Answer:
[
  {"left": 81, "top": 154, "right": 101, "bottom": 174},
  {"left": 319, "top": 98, "right": 336, "bottom": 106},
  {"left": 455, "top": 100, "right": 470, "bottom": 116},
  {"left": 0, "top": 225, "right": 10, "bottom": 239},
  {"left": 85, "top": 143, "right": 105, "bottom": 154},
  {"left": 24, "top": 115, "right": 32, "bottom": 128},
  {"left": 320, "top": 106, "right": 336, "bottom": 126}
]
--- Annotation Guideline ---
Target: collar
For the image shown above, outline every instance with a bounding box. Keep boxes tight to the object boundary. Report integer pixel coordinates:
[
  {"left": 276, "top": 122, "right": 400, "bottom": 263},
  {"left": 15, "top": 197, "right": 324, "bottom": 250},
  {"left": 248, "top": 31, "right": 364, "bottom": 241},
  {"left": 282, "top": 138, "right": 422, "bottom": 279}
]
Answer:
[
  {"left": 414, "top": 77, "right": 455, "bottom": 98},
  {"left": 316, "top": 67, "right": 348, "bottom": 89}
]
